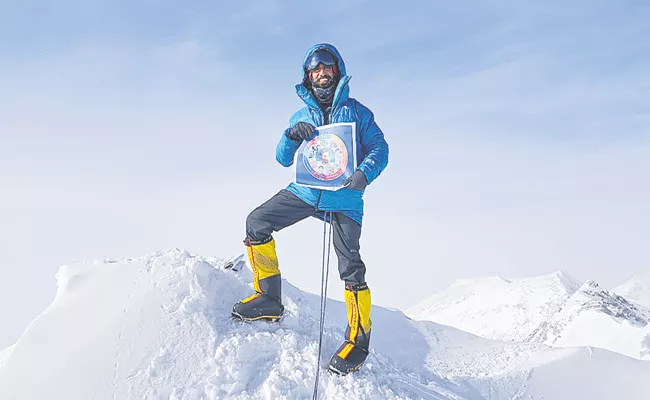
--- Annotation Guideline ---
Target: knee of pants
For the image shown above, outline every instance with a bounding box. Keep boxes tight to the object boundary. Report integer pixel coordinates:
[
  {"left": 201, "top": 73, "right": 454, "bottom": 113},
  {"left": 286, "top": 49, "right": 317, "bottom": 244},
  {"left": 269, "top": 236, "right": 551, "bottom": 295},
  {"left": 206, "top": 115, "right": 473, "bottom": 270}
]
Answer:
[
  {"left": 338, "top": 260, "right": 366, "bottom": 286},
  {"left": 245, "top": 210, "right": 272, "bottom": 242}
]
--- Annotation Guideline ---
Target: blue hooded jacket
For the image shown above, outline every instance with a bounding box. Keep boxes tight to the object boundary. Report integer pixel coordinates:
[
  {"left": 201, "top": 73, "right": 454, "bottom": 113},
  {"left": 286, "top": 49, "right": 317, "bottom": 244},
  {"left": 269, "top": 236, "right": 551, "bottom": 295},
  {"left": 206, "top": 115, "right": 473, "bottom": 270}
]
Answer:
[{"left": 276, "top": 43, "right": 389, "bottom": 225}]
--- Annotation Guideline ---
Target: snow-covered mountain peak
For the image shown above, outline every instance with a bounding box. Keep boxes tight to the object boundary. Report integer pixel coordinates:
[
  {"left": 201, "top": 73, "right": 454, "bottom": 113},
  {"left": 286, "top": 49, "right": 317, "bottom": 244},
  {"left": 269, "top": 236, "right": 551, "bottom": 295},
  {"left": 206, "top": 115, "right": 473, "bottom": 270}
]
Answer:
[
  {"left": 406, "top": 271, "right": 580, "bottom": 342},
  {"left": 528, "top": 279, "right": 650, "bottom": 359},
  {"left": 613, "top": 271, "right": 650, "bottom": 308},
  {"left": 548, "top": 270, "right": 582, "bottom": 290},
  {"left": 572, "top": 280, "right": 650, "bottom": 327}
]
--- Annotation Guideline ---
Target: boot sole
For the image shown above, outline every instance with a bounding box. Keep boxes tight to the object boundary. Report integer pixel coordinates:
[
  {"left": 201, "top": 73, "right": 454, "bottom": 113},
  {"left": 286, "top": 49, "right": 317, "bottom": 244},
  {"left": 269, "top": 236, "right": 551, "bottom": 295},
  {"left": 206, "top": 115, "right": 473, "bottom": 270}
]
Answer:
[
  {"left": 231, "top": 311, "right": 282, "bottom": 323},
  {"left": 328, "top": 362, "right": 363, "bottom": 376}
]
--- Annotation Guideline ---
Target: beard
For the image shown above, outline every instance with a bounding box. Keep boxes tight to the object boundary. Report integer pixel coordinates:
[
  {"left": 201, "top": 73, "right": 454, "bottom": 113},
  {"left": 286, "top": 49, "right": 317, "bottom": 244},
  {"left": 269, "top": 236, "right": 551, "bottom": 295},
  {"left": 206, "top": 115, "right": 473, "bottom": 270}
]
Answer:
[{"left": 311, "top": 74, "right": 334, "bottom": 89}]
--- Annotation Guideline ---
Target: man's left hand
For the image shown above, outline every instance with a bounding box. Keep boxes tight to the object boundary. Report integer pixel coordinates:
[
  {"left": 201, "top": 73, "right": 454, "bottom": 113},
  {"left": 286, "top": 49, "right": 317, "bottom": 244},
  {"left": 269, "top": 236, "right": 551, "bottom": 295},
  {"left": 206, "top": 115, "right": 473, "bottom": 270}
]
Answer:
[{"left": 344, "top": 171, "right": 368, "bottom": 191}]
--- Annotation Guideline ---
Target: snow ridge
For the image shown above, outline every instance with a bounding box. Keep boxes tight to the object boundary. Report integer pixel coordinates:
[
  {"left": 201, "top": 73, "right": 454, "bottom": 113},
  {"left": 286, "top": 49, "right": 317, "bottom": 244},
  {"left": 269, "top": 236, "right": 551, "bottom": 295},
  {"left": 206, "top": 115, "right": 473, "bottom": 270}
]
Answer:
[
  {"left": 409, "top": 271, "right": 650, "bottom": 361},
  {"left": 577, "top": 280, "right": 649, "bottom": 327},
  {"left": 528, "top": 280, "right": 649, "bottom": 344},
  {"left": 526, "top": 280, "right": 650, "bottom": 359},
  {"left": 406, "top": 270, "right": 580, "bottom": 342}
]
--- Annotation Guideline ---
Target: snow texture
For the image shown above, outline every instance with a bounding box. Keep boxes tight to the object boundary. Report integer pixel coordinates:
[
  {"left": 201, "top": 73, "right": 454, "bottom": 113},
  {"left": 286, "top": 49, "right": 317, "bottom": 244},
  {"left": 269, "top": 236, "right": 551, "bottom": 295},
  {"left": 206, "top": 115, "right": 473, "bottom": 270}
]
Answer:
[
  {"left": 1, "top": 250, "right": 649, "bottom": 400},
  {"left": 406, "top": 271, "right": 580, "bottom": 341}
]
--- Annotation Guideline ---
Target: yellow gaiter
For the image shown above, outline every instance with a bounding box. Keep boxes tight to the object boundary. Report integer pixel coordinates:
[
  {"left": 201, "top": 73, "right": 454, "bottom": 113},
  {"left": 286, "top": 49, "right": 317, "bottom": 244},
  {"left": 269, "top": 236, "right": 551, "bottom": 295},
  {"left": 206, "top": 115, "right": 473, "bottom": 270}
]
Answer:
[
  {"left": 338, "top": 283, "right": 372, "bottom": 359},
  {"left": 246, "top": 237, "right": 281, "bottom": 297}
]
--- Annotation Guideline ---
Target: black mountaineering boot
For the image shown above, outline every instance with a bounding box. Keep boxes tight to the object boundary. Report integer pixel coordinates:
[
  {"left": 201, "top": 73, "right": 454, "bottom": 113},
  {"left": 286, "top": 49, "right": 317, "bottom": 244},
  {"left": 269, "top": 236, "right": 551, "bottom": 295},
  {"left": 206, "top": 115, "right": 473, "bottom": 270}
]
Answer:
[
  {"left": 232, "top": 237, "right": 284, "bottom": 322},
  {"left": 329, "top": 283, "right": 372, "bottom": 375},
  {"left": 232, "top": 291, "right": 283, "bottom": 322}
]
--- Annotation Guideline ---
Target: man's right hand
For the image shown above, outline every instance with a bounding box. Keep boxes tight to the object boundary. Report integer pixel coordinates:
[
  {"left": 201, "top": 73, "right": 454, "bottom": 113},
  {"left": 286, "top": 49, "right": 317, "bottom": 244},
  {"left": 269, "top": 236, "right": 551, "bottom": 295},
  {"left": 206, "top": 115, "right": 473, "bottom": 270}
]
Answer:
[{"left": 287, "top": 122, "right": 316, "bottom": 142}]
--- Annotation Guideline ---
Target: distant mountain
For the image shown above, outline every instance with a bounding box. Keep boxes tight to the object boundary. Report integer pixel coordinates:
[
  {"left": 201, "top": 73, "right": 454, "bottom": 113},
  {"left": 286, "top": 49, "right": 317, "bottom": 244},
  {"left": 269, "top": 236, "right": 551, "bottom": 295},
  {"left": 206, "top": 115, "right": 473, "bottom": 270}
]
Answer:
[
  {"left": 528, "top": 280, "right": 650, "bottom": 360},
  {"left": 613, "top": 271, "right": 650, "bottom": 308},
  {"left": 406, "top": 271, "right": 580, "bottom": 341}
]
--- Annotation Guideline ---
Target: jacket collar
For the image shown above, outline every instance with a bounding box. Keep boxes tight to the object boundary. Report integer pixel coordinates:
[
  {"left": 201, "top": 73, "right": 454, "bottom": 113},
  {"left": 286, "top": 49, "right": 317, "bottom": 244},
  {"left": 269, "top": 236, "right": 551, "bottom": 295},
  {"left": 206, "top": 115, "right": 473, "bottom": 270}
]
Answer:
[{"left": 296, "top": 75, "right": 351, "bottom": 112}]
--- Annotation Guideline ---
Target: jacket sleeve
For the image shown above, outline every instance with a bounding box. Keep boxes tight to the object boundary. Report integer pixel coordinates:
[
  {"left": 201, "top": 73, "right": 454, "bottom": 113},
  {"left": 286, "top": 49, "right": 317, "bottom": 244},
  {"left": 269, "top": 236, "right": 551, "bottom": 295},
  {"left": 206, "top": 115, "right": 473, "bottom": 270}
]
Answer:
[
  {"left": 357, "top": 108, "right": 389, "bottom": 185},
  {"left": 275, "top": 112, "right": 303, "bottom": 167}
]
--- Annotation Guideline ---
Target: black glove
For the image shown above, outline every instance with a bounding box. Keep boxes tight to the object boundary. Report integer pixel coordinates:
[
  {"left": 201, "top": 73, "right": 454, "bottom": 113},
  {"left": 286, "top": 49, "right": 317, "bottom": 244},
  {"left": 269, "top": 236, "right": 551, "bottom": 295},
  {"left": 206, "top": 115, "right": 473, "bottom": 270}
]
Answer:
[
  {"left": 344, "top": 170, "right": 368, "bottom": 191},
  {"left": 287, "top": 122, "right": 316, "bottom": 142}
]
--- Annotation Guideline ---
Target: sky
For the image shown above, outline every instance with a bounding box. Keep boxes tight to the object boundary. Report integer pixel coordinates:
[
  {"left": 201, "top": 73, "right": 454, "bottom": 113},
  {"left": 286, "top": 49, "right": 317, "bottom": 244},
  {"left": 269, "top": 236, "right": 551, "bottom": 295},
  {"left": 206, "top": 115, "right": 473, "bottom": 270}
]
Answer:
[{"left": 1, "top": 0, "right": 649, "bottom": 349}]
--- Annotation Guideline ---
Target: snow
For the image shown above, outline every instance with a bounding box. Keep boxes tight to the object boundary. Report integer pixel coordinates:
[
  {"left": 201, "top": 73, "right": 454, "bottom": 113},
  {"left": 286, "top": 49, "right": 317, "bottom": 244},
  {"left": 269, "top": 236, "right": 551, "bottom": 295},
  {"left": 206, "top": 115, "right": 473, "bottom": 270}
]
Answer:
[
  {"left": 408, "top": 268, "right": 650, "bottom": 361},
  {"left": 510, "top": 347, "right": 650, "bottom": 400},
  {"left": 1, "top": 250, "right": 649, "bottom": 400},
  {"left": 406, "top": 271, "right": 580, "bottom": 341},
  {"left": 0, "top": 249, "right": 462, "bottom": 400},
  {"left": 0, "top": 346, "right": 12, "bottom": 369},
  {"left": 529, "top": 280, "right": 650, "bottom": 360},
  {"left": 642, "top": 333, "right": 650, "bottom": 358},
  {"left": 613, "top": 271, "right": 650, "bottom": 308}
]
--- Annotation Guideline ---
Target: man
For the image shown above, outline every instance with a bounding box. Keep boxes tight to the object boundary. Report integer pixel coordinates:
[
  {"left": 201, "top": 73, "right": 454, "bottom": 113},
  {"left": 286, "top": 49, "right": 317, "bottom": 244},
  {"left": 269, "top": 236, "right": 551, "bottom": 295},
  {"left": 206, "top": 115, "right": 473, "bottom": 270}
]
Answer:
[{"left": 232, "top": 43, "right": 389, "bottom": 375}]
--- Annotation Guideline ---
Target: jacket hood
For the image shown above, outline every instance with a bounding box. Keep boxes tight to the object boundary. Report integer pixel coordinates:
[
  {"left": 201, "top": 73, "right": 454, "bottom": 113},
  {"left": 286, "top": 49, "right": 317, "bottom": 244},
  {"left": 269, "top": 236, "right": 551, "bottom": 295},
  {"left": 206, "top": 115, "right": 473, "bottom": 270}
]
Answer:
[
  {"left": 297, "top": 43, "right": 351, "bottom": 110},
  {"left": 301, "top": 43, "right": 347, "bottom": 80}
]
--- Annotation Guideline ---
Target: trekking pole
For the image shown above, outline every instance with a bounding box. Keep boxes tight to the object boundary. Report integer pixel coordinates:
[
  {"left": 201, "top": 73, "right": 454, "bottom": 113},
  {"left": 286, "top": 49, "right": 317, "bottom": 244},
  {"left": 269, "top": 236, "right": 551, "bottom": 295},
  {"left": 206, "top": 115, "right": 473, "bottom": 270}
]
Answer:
[{"left": 313, "top": 211, "right": 333, "bottom": 400}]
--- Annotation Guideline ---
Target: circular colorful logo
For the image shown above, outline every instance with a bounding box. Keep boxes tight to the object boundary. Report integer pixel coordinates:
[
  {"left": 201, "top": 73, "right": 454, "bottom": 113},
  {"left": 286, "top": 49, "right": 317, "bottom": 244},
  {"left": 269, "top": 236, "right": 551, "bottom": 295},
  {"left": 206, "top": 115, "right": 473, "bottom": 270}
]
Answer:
[{"left": 302, "top": 134, "right": 348, "bottom": 181}]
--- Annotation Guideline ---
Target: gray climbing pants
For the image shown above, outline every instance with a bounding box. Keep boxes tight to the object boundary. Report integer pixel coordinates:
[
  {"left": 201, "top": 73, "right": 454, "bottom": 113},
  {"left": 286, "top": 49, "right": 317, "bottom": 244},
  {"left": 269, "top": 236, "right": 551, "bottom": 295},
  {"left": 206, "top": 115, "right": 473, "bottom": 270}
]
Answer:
[{"left": 245, "top": 189, "right": 366, "bottom": 285}]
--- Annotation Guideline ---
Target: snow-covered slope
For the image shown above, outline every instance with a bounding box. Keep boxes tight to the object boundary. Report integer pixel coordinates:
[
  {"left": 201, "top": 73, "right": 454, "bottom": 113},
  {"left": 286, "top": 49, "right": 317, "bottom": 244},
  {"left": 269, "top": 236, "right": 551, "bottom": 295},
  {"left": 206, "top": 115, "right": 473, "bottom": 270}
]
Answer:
[
  {"left": 1, "top": 250, "right": 649, "bottom": 400},
  {"left": 408, "top": 321, "right": 650, "bottom": 400},
  {"left": 528, "top": 280, "right": 650, "bottom": 360},
  {"left": 614, "top": 271, "right": 650, "bottom": 308},
  {"left": 493, "top": 346, "right": 650, "bottom": 400},
  {"left": 406, "top": 271, "right": 580, "bottom": 341}
]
